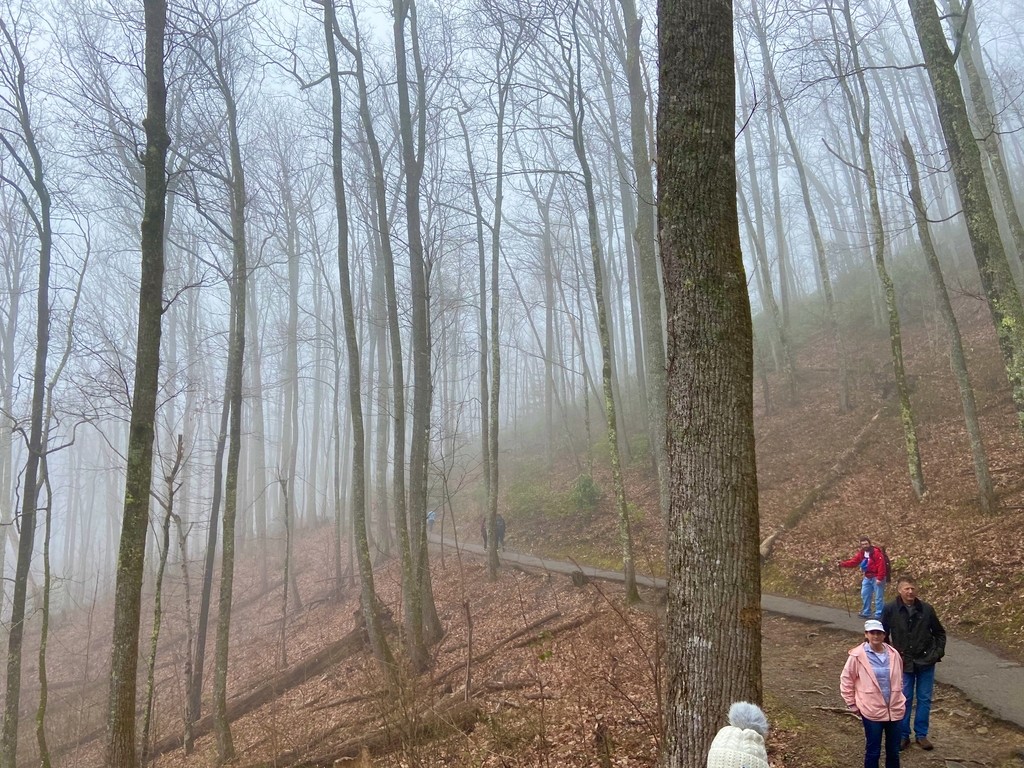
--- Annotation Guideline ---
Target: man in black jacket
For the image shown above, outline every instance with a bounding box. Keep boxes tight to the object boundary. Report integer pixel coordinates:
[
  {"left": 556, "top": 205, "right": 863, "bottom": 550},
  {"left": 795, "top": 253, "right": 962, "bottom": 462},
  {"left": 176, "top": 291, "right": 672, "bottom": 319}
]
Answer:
[{"left": 881, "top": 575, "right": 946, "bottom": 752}]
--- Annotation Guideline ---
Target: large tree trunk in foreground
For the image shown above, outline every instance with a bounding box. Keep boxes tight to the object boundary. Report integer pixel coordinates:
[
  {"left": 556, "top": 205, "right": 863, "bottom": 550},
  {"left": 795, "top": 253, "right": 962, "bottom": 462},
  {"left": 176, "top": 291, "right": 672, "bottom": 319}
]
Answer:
[
  {"left": 658, "top": 0, "right": 763, "bottom": 765},
  {"left": 105, "top": 2, "right": 169, "bottom": 764}
]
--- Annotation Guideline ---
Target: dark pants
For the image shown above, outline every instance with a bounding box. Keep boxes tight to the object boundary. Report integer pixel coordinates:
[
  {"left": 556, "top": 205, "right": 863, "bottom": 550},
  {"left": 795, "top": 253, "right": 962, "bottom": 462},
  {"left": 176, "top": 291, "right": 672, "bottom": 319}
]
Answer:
[{"left": 862, "top": 718, "right": 900, "bottom": 768}]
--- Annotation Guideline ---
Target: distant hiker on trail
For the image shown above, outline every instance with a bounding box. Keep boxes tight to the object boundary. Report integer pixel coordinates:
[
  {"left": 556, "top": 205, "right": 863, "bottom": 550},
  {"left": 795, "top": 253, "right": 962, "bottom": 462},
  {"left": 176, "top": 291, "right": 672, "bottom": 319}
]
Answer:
[
  {"left": 705, "top": 701, "right": 769, "bottom": 768},
  {"left": 841, "top": 619, "right": 906, "bottom": 768},
  {"left": 496, "top": 513, "right": 506, "bottom": 551},
  {"left": 840, "top": 536, "right": 888, "bottom": 619},
  {"left": 427, "top": 509, "right": 437, "bottom": 533},
  {"left": 881, "top": 575, "right": 946, "bottom": 752}
]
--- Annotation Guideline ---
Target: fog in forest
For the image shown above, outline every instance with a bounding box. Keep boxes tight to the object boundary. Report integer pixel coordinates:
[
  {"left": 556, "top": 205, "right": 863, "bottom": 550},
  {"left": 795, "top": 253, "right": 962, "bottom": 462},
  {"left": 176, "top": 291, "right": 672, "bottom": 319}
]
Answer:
[{"left": 2, "top": 0, "right": 1024, "bottom": 763}]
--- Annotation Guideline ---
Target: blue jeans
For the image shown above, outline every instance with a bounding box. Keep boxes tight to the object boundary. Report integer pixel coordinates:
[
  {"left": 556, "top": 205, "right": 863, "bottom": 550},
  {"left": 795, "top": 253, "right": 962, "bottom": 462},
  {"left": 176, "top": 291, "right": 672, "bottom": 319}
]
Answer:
[
  {"left": 862, "top": 717, "right": 901, "bottom": 768},
  {"left": 902, "top": 664, "right": 935, "bottom": 740},
  {"left": 861, "top": 577, "right": 886, "bottom": 617}
]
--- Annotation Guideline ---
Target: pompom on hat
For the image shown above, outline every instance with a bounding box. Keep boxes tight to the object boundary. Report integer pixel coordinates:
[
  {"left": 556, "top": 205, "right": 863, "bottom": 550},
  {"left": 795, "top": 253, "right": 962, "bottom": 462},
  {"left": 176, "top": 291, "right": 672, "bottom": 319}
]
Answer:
[{"left": 706, "top": 701, "right": 770, "bottom": 768}]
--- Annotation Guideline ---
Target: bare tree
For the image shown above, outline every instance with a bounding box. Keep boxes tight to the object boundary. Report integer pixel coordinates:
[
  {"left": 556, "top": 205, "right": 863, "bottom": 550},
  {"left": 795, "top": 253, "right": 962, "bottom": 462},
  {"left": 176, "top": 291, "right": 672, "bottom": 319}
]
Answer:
[
  {"left": 549, "top": 0, "right": 640, "bottom": 603},
  {"left": 105, "top": 0, "right": 169, "bottom": 764},
  {"left": 322, "top": 0, "right": 396, "bottom": 676},
  {"left": 827, "top": 0, "right": 925, "bottom": 498},
  {"left": 900, "top": 134, "right": 994, "bottom": 512},
  {"left": 908, "top": 0, "right": 1024, "bottom": 438},
  {"left": 393, "top": 0, "right": 439, "bottom": 669}
]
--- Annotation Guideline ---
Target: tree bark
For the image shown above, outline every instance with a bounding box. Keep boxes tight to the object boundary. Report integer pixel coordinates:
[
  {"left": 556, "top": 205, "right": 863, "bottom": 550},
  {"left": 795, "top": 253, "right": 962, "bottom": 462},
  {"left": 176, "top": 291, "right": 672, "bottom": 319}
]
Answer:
[
  {"left": 908, "top": 0, "right": 1024, "bottom": 437},
  {"left": 947, "top": 0, "right": 1024, "bottom": 273},
  {"left": 104, "top": 2, "right": 168, "bottom": 764},
  {"left": 832, "top": 0, "right": 925, "bottom": 498},
  {"left": 563, "top": 0, "right": 639, "bottom": 604},
  {"left": 0, "top": 10, "right": 52, "bottom": 753},
  {"left": 659, "top": 0, "right": 763, "bottom": 764},
  {"left": 213, "top": 55, "right": 249, "bottom": 763},
  {"left": 324, "top": 0, "right": 397, "bottom": 678},
  {"left": 901, "top": 134, "right": 995, "bottom": 512},
  {"left": 337, "top": 7, "right": 415, "bottom": 652}
]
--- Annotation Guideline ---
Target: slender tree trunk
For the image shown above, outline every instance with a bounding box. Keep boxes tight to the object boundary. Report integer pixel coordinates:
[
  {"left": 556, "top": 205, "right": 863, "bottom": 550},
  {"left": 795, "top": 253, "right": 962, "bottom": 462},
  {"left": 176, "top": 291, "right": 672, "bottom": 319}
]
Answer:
[
  {"left": 908, "top": 0, "right": 1024, "bottom": 437},
  {"left": 35, "top": 462, "right": 53, "bottom": 768},
  {"left": 748, "top": 4, "right": 850, "bottom": 410},
  {"left": 0, "top": 14, "right": 54, "bottom": 764},
  {"left": 737, "top": 60, "right": 797, "bottom": 390},
  {"left": 339, "top": 8, "right": 415, "bottom": 653},
  {"left": 279, "top": 478, "right": 292, "bottom": 667},
  {"left": 212, "top": 71, "right": 249, "bottom": 762},
  {"left": 141, "top": 436, "right": 184, "bottom": 766},
  {"left": 186, "top": 363, "right": 229, "bottom": 752},
  {"left": 324, "top": 0, "right": 396, "bottom": 676},
  {"left": 947, "top": 0, "right": 1024, "bottom": 272},
  {"left": 456, "top": 108, "right": 495, "bottom": 562},
  {"left": 833, "top": 0, "right": 925, "bottom": 498},
  {"left": 393, "top": 0, "right": 443, "bottom": 659},
  {"left": 104, "top": 3, "right": 168, "bottom": 764},
  {"left": 614, "top": 0, "right": 663, "bottom": 487},
  {"left": 901, "top": 135, "right": 995, "bottom": 512},
  {"left": 245, "top": 279, "right": 269, "bottom": 590},
  {"left": 565, "top": 1, "right": 639, "bottom": 603},
  {"left": 0, "top": 201, "right": 25, "bottom": 622},
  {"left": 764, "top": 98, "right": 794, "bottom": 333}
]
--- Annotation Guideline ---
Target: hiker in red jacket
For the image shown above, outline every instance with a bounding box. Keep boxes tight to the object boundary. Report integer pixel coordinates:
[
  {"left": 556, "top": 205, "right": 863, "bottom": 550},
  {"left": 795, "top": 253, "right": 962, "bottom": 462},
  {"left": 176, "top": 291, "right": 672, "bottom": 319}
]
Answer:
[{"left": 840, "top": 536, "right": 888, "bottom": 619}]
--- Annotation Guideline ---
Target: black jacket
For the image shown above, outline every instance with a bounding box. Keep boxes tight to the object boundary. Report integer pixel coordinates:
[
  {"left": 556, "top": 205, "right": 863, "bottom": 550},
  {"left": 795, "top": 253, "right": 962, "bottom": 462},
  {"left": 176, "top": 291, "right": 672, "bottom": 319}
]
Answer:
[{"left": 881, "top": 598, "right": 946, "bottom": 672}]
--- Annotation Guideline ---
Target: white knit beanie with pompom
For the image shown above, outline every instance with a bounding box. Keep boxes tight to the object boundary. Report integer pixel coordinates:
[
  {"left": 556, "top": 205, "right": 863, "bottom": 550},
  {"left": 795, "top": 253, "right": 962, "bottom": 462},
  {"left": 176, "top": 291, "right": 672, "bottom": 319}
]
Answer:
[{"left": 706, "top": 702, "right": 770, "bottom": 768}]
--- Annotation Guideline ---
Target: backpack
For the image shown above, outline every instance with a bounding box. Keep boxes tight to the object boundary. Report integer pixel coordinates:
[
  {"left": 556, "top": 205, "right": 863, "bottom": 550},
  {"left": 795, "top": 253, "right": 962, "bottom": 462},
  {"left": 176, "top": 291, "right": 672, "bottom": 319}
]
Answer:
[{"left": 880, "top": 547, "right": 893, "bottom": 581}]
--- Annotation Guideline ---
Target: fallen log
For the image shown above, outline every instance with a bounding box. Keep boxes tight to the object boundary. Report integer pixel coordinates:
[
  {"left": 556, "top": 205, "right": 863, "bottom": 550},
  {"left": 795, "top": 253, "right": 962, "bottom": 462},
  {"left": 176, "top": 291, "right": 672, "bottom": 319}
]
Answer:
[
  {"left": 240, "top": 699, "right": 482, "bottom": 768},
  {"left": 432, "top": 610, "right": 562, "bottom": 687},
  {"left": 511, "top": 613, "right": 595, "bottom": 648},
  {"left": 147, "top": 624, "right": 365, "bottom": 760},
  {"left": 760, "top": 408, "right": 882, "bottom": 562}
]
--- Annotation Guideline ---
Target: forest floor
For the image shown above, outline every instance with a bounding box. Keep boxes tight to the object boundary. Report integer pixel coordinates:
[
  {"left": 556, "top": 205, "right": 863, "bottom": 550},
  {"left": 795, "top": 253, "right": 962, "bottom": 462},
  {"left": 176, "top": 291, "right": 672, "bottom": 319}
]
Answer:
[
  {"left": 10, "top": 297, "right": 1024, "bottom": 766},
  {"left": 23, "top": 526, "right": 1024, "bottom": 768}
]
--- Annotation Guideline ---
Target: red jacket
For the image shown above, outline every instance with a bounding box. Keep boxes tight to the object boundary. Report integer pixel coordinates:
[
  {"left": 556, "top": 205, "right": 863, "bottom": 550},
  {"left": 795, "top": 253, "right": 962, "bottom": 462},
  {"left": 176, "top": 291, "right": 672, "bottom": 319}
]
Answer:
[
  {"left": 840, "top": 642, "right": 906, "bottom": 722},
  {"left": 841, "top": 546, "right": 886, "bottom": 580}
]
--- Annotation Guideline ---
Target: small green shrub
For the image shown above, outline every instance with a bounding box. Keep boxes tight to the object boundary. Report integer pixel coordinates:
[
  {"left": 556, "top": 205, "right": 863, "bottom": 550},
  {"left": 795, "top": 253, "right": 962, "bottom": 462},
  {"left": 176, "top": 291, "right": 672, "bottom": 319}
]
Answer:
[
  {"left": 626, "top": 501, "right": 645, "bottom": 526},
  {"left": 628, "top": 432, "right": 650, "bottom": 464},
  {"left": 569, "top": 473, "right": 601, "bottom": 512},
  {"left": 507, "top": 462, "right": 570, "bottom": 519}
]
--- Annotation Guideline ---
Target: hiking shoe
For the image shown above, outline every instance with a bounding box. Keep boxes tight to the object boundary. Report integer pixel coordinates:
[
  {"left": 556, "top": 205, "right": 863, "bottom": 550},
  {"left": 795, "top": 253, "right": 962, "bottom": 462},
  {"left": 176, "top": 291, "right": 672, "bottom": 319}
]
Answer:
[
  {"left": 858, "top": 612, "right": 871, "bottom": 618},
  {"left": 900, "top": 738, "right": 911, "bottom": 751},
  {"left": 916, "top": 737, "right": 934, "bottom": 751}
]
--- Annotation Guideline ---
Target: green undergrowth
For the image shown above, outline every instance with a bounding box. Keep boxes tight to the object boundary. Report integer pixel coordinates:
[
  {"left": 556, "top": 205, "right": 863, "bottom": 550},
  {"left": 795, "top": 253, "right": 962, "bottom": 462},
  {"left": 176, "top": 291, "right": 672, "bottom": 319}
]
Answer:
[{"left": 763, "top": 692, "right": 841, "bottom": 768}]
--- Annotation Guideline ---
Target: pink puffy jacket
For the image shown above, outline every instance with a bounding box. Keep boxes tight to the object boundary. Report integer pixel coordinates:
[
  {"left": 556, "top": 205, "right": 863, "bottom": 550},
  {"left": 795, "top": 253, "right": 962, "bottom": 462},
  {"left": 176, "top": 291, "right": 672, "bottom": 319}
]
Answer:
[{"left": 840, "top": 642, "right": 907, "bottom": 722}]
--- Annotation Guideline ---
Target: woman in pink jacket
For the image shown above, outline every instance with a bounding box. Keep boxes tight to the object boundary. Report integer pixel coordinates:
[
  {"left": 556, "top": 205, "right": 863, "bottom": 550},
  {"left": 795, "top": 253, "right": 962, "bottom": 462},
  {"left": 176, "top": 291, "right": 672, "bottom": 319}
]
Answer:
[{"left": 841, "top": 619, "right": 907, "bottom": 768}]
